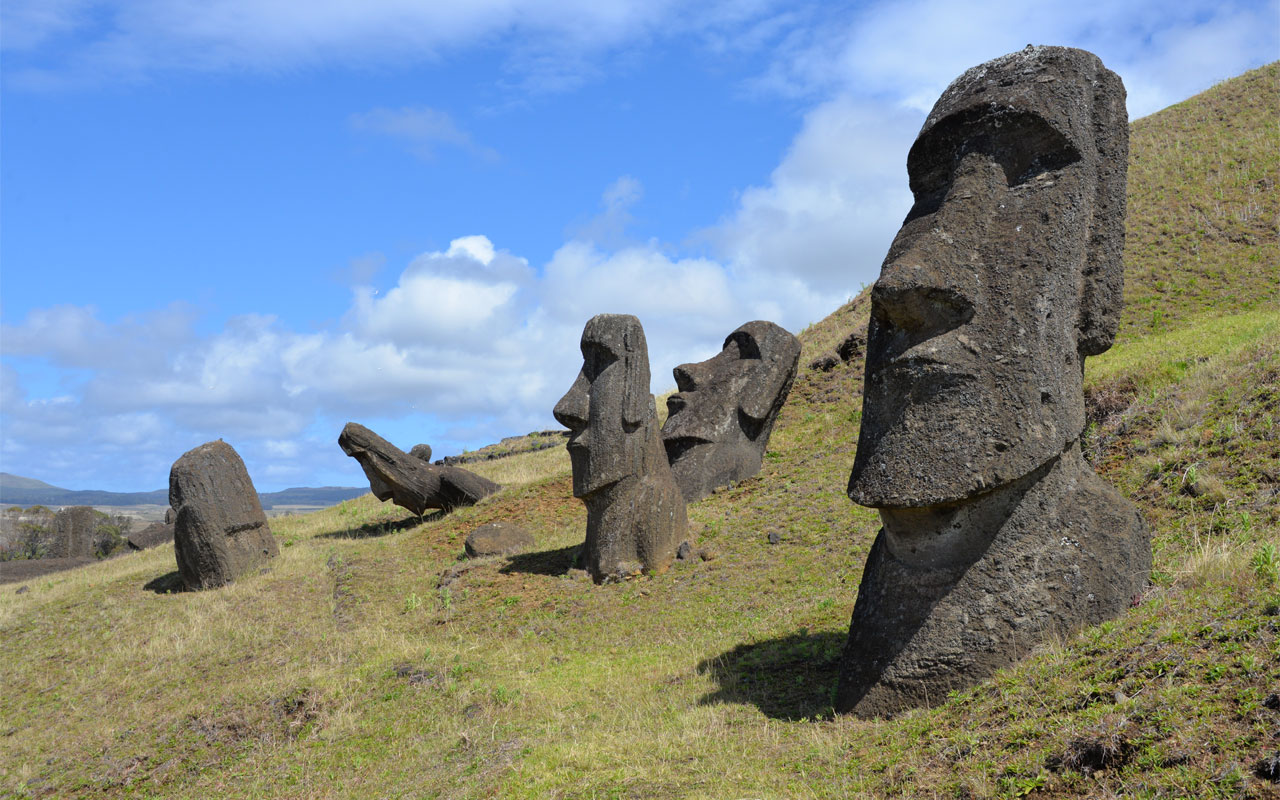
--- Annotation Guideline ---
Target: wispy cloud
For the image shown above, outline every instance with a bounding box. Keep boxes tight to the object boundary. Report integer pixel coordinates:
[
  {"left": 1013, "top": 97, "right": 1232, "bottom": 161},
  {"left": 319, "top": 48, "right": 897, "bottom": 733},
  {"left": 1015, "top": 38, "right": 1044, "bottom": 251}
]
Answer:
[
  {"left": 0, "top": 0, "right": 692, "bottom": 90},
  {"left": 349, "top": 106, "right": 499, "bottom": 163}
]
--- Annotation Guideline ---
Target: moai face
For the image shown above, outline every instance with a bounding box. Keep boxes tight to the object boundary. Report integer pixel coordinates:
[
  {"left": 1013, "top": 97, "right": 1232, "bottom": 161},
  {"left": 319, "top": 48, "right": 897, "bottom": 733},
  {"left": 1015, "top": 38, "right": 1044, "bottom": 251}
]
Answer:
[
  {"left": 848, "top": 46, "right": 1128, "bottom": 508},
  {"left": 554, "top": 314, "right": 654, "bottom": 498},
  {"left": 662, "top": 320, "right": 801, "bottom": 499}
]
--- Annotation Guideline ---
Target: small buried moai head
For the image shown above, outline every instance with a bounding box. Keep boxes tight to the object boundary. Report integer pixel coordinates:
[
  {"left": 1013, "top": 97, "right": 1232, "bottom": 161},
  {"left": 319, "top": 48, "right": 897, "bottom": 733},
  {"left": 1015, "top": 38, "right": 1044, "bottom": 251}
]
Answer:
[
  {"left": 553, "top": 314, "right": 655, "bottom": 498},
  {"left": 662, "top": 321, "right": 801, "bottom": 500},
  {"left": 848, "top": 46, "right": 1128, "bottom": 508}
]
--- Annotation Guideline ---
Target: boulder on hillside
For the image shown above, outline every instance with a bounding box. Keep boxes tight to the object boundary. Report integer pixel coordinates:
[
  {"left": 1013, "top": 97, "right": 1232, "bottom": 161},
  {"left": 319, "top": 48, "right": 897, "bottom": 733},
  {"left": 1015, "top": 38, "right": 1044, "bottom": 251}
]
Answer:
[
  {"left": 338, "top": 423, "right": 500, "bottom": 516},
  {"left": 409, "top": 444, "right": 433, "bottom": 462},
  {"left": 836, "top": 326, "right": 867, "bottom": 362},
  {"left": 127, "top": 521, "right": 175, "bottom": 551},
  {"left": 465, "top": 522, "right": 534, "bottom": 558},
  {"left": 170, "top": 440, "right": 278, "bottom": 590}
]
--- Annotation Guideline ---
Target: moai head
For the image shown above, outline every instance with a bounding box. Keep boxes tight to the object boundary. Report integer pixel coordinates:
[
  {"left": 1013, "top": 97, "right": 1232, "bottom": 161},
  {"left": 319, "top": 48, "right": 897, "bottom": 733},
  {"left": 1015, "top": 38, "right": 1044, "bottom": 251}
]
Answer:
[
  {"left": 553, "top": 314, "right": 655, "bottom": 498},
  {"left": 662, "top": 320, "right": 801, "bottom": 501},
  {"left": 848, "top": 45, "right": 1128, "bottom": 508}
]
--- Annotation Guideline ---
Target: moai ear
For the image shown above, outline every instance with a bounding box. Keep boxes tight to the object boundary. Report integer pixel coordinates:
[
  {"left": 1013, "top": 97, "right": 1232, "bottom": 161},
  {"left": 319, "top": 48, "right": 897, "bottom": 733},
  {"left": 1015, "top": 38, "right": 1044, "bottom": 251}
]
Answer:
[
  {"left": 1077, "top": 65, "right": 1128, "bottom": 358},
  {"left": 621, "top": 320, "right": 652, "bottom": 427}
]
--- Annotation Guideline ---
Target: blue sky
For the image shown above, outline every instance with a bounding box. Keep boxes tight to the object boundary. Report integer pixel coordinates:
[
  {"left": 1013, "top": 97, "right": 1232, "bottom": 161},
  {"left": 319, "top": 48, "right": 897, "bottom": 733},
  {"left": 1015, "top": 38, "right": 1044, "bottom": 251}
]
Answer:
[{"left": 2, "top": 0, "right": 1276, "bottom": 492}]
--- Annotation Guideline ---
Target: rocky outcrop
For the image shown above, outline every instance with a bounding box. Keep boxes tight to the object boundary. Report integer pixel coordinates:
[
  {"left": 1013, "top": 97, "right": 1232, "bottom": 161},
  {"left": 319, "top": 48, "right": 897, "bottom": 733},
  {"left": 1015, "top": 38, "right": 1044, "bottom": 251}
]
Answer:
[
  {"left": 127, "top": 521, "right": 175, "bottom": 551},
  {"left": 465, "top": 522, "right": 534, "bottom": 557}
]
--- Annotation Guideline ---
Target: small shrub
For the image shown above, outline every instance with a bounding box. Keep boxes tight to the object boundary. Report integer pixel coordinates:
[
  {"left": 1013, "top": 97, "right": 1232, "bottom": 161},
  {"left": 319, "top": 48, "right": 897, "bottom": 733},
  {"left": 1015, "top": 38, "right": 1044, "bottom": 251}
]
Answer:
[{"left": 1252, "top": 544, "right": 1279, "bottom": 585}]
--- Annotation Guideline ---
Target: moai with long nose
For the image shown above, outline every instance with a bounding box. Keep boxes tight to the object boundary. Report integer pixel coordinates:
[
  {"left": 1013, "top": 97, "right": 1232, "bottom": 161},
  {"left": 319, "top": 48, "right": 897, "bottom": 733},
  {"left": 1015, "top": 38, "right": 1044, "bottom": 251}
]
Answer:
[
  {"left": 554, "top": 314, "right": 688, "bottom": 583},
  {"left": 836, "top": 46, "right": 1151, "bottom": 717},
  {"left": 661, "top": 321, "right": 801, "bottom": 502}
]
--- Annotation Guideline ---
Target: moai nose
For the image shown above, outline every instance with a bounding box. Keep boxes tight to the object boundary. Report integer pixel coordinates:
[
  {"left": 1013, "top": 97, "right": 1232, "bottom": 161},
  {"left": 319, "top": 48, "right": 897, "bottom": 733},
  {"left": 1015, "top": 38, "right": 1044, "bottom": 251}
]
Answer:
[
  {"left": 553, "top": 373, "right": 590, "bottom": 431},
  {"left": 672, "top": 362, "right": 703, "bottom": 392},
  {"left": 872, "top": 262, "right": 974, "bottom": 336}
]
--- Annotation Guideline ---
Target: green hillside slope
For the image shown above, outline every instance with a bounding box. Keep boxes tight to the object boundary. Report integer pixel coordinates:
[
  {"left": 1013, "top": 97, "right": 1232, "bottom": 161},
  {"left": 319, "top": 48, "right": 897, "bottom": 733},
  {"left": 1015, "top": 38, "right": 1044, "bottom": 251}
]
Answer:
[
  {"left": 1121, "top": 62, "right": 1279, "bottom": 340},
  {"left": 1, "top": 66, "right": 1277, "bottom": 799}
]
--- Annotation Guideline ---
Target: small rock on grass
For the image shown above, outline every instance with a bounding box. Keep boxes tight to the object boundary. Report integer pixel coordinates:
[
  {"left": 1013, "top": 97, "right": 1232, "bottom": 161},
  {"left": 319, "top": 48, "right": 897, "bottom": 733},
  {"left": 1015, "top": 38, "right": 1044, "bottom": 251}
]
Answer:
[
  {"left": 1254, "top": 753, "right": 1280, "bottom": 783},
  {"left": 676, "top": 541, "right": 694, "bottom": 561},
  {"left": 767, "top": 531, "right": 782, "bottom": 545},
  {"left": 809, "top": 353, "right": 839, "bottom": 372},
  {"left": 464, "top": 522, "right": 534, "bottom": 558}
]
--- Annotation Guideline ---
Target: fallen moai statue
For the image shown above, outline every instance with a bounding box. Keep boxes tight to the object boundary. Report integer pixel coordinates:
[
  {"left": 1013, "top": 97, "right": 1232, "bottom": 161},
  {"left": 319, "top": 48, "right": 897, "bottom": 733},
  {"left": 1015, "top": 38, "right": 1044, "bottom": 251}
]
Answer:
[
  {"left": 662, "top": 320, "right": 801, "bottom": 502},
  {"left": 836, "top": 46, "right": 1151, "bottom": 718},
  {"left": 338, "top": 423, "right": 499, "bottom": 515},
  {"left": 554, "top": 314, "right": 687, "bottom": 583},
  {"left": 170, "top": 440, "right": 279, "bottom": 590}
]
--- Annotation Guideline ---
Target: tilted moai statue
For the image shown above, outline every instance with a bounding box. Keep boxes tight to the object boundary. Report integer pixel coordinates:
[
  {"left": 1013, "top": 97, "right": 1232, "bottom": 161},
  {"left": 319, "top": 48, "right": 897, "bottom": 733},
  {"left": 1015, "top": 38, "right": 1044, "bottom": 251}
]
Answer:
[
  {"left": 662, "top": 321, "right": 801, "bottom": 502},
  {"left": 836, "top": 46, "right": 1151, "bottom": 717},
  {"left": 170, "top": 440, "right": 279, "bottom": 590},
  {"left": 339, "top": 423, "right": 498, "bottom": 515},
  {"left": 554, "top": 314, "right": 687, "bottom": 583}
]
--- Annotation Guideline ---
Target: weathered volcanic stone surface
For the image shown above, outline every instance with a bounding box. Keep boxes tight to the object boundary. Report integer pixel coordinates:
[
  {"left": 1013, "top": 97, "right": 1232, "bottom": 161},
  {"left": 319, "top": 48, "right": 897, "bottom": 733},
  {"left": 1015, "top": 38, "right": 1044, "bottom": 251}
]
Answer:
[
  {"left": 170, "top": 440, "right": 278, "bottom": 590},
  {"left": 409, "top": 444, "right": 433, "bottom": 463},
  {"left": 838, "top": 449, "right": 1150, "bottom": 717},
  {"left": 836, "top": 326, "right": 867, "bottom": 363},
  {"left": 662, "top": 321, "right": 801, "bottom": 503},
  {"left": 837, "top": 46, "right": 1150, "bottom": 717},
  {"left": 465, "top": 522, "right": 534, "bottom": 557},
  {"left": 339, "top": 423, "right": 499, "bottom": 515},
  {"left": 554, "top": 314, "right": 687, "bottom": 583}
]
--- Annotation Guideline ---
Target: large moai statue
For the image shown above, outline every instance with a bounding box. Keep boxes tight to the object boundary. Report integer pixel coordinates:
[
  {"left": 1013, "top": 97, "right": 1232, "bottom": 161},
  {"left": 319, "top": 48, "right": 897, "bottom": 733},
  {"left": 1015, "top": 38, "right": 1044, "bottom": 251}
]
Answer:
[
  {"left": 170, "top": 440, "right": 279, "bottom": 590},
  {"left": 836, "top": 46, "right": 1151, "bottom": 717},
  {"left": 661, "top": 321, "right": 802, "bottom": 502},
  {"left": 554, "top": 314, "right": 687, "bottom": 583}
]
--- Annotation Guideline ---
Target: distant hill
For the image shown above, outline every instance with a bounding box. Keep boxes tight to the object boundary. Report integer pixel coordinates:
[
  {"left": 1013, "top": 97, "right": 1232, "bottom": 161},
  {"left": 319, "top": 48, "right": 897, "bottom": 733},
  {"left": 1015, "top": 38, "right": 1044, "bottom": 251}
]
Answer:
[
  {"left": 0, "top": 473, "right": 64, "bottom": 491},
  {"left": 0, "top": 474, "right": 367, "bottom": 509}
]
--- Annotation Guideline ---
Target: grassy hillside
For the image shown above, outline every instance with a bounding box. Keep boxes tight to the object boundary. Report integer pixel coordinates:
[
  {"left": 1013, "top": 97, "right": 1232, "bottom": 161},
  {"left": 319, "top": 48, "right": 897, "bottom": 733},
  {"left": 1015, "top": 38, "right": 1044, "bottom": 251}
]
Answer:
[
  {"left": 1121, "top": 62, "right": 1278, "bottom": 340},
  {"left": 1, "top": 66, "right": 1277, "bottom": 799}
]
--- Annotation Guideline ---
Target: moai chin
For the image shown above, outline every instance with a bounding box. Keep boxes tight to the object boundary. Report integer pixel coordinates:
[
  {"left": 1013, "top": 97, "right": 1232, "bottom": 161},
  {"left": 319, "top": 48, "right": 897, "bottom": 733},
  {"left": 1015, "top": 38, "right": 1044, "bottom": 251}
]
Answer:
[
  {"left": 662, "top": 320, "right": 801, "bottom": 502},
  {"left": 554, "top": 314, "right": 687, "bottom": 583},
  {"left": 836, "top": 46, "right": 1151, "bottom": 718}
]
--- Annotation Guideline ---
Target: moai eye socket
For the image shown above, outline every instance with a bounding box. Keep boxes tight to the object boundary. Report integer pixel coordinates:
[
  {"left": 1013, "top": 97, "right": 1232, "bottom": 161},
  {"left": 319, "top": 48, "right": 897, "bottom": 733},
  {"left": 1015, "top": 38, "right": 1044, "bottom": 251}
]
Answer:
[
  {"left": 581, "top": 342, "right": 618, "bottom": 382},
  {"left": 903, "top": 108, "right": 1081, "bottom": 222},
  {"left": 723, "top": 330, "right": 762, "bottom": 360}
]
